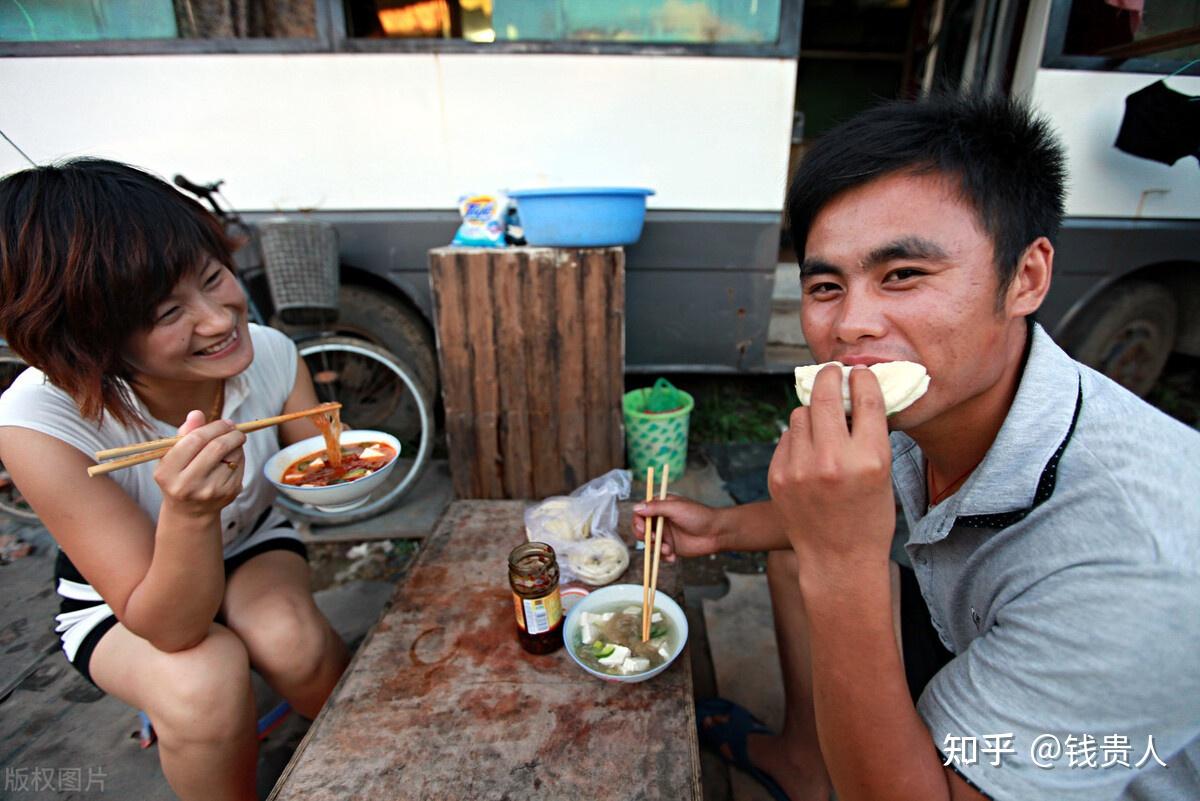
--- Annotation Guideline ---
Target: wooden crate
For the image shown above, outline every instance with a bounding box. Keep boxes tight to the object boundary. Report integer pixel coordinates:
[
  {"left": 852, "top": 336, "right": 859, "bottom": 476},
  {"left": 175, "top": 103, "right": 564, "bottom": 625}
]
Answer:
[{"left": 429, "top": 247, "right": 625, "bottom": 499}]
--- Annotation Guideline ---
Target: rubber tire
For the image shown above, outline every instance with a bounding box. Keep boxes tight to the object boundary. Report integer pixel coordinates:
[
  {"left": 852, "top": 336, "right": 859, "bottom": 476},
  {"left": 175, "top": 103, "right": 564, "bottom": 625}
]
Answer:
[
  {"left": 0, "top": 346, "right": 39, "bottom": 520},
  {"left": 276, "top": 284, "right": 437, "bottom": 395},
  {"left": 280, "top": 336, "right": 434, "bottom": 525},
  {"left": 277, "top": 285, "right": 437, "bottom": 439},
  {"left": 1060, "top": 280, "right": 1177, "bottom": 397}
]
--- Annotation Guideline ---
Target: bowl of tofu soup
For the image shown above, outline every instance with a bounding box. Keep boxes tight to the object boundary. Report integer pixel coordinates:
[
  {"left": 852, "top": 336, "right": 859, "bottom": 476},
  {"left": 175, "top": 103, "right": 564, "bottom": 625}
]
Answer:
[
  {"left": 265, "top": 430, "right": 401, "bottom": 512},
  {"left": 564, "top": 583, "right": 688, "bottom": 683}
]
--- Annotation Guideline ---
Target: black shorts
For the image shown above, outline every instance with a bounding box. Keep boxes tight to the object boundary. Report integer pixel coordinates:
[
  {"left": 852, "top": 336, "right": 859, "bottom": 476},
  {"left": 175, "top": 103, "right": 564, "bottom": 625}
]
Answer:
[
  {"left": 54, "top": 515, "right": 307, "bottom": 688},
  {"left": 899, "top": 563, "right": 954, "bottom": 704}
]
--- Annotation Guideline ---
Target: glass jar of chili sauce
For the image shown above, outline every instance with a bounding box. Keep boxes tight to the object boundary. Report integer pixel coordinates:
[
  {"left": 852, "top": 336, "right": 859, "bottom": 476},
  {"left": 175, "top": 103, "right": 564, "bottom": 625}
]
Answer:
[{"left": 508, "top": 542, "right": 564, "bottom": 654}]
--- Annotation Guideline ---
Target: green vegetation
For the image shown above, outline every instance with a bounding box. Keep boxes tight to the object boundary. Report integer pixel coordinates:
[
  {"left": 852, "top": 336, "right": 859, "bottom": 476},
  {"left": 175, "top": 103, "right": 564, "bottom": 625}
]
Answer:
[{"left": 681, "top": 376, "right": 797, "bottom": 444}]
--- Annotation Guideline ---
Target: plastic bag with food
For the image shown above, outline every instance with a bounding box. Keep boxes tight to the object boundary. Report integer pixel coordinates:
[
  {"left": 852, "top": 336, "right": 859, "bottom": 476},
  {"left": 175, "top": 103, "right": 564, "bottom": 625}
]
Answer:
[{"left": 524, "top": 469, "right": 632, "bottom": 586}]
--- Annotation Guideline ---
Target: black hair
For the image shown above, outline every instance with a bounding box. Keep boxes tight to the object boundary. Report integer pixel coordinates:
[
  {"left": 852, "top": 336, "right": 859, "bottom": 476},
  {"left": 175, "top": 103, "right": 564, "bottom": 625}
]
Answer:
[
  {"left": 786, "top": 93, "right": 1067, "bottom": 301},
  {"left": 0, "top": 158, "right": 238, "bottom": 427}
]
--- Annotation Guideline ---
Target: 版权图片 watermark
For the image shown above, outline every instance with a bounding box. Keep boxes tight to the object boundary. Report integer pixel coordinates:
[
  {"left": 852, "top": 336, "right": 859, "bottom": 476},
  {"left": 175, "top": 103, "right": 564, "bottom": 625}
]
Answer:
[{"left": 4, "top": 765, "right": 107, "bottom": 793}]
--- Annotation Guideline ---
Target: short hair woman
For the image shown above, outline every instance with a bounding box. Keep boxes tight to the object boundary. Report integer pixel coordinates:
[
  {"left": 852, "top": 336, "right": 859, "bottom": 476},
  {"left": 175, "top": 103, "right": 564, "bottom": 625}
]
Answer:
[{"left": 0, "top": 159, "right": 349, "bottom": 801}]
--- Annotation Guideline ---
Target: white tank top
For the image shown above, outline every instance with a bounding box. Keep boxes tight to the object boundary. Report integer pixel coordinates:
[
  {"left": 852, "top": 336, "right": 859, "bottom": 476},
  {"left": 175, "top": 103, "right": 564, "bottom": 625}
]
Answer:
[{"left": 0, "top": 323, "right": 297, "bottom": 550}]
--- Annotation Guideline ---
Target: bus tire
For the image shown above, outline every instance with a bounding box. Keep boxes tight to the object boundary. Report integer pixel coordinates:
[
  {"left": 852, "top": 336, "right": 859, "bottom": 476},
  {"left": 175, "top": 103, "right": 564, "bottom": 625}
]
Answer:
[
  {"left": 334, "top": 285, "right": 437, "bottom": 392},
  {"left": 1061, "top": 280, "right": 1177, "bottom": 398},
  {"left": 274, "top": 284, "right": 438, "bottom": 436}
]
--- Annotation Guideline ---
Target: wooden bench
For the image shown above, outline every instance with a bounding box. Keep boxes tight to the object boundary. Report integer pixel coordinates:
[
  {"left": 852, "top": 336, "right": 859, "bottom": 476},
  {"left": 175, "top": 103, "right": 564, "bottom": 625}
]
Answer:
[{"left": 269, "top": 500, "right": 702, "bottom": 801}]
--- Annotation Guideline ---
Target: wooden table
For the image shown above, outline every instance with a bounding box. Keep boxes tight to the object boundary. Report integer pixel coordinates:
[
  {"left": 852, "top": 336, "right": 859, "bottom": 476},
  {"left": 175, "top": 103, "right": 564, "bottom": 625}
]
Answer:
[{"left": 270, "top": 500, "right": 702, "bottom": 801}]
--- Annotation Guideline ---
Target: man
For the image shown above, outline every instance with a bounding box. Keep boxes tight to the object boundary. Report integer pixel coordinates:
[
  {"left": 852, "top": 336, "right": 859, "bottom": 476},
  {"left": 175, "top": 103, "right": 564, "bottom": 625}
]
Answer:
[{"left": 635, "top": 94, "right": 1200, "bottom": 801}]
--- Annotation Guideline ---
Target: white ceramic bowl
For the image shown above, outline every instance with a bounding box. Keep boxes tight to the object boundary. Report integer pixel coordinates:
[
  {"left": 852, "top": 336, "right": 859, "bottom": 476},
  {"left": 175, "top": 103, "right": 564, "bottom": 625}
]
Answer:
[
  {"left": 563, "top": 583, "right": 689, "bottom": 683},
  {"left": 264, "top": 430, "right": 401, "bottom": 512}
]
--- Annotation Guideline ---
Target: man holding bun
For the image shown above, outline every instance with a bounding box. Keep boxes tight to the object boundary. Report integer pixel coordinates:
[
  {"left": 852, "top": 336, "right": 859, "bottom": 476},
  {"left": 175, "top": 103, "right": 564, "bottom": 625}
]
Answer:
[{"left": 635, "top": 94, "right": 1200, "bottom": 801}]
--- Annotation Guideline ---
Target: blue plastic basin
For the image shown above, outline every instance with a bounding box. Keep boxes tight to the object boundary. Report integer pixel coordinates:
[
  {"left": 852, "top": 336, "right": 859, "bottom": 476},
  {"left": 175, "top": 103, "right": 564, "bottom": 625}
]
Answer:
[{"left": 509, "top": 187, "right": 655, "bottom": 247}]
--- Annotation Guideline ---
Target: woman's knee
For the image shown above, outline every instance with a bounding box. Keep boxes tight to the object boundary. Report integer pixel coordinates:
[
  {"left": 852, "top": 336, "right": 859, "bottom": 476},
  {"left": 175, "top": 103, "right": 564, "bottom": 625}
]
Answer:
[
  {"left": 229, "top": 593, "right": 333, "bottom": 681},
  {"left": 144, "top": 626, "right": 254, "bottom": 744}
]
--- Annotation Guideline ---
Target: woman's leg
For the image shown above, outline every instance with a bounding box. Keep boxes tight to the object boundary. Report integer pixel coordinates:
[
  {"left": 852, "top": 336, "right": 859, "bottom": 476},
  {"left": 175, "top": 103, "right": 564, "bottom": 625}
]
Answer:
[
  {"left": 88, "top": 622, "right": 259, "bottom": 801},
  {"left": 219, "top": 549, "right": 349, "bottom": 718}
]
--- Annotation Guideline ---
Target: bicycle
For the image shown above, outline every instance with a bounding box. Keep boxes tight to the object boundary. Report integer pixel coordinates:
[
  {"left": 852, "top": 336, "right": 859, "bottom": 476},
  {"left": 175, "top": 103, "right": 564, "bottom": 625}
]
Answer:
[{"left": 0, "top": 178, "right": 435, "bottom": 526}]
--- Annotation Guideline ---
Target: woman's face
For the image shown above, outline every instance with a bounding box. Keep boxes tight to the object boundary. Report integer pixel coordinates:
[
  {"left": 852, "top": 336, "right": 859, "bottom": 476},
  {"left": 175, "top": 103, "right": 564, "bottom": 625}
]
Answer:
[{"left": 124, "top": 259, "right": 253, "bottom": 386}]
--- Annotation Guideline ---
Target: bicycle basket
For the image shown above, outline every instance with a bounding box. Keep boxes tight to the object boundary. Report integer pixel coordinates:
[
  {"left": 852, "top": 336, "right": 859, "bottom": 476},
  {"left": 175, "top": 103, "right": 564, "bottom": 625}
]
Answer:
[{"left": 258, "top": 218, "right": 340, "bottom": 326}]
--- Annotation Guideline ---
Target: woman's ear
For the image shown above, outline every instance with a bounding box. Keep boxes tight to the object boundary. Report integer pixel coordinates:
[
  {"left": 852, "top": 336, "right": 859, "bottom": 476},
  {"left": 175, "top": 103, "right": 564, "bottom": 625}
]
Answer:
[{"left": 1005, "top": 236, "right": 1053, "bottom": 319}]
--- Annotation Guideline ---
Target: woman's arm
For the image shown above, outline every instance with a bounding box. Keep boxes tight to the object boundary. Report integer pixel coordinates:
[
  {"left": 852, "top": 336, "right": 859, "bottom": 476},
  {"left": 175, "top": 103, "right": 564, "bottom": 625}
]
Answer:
[
  {"left": 278, "top": 357, "right": 323, "bottom": 447},
  {"left": 0, "top": 417, "right": 244, "bottom": 652}
]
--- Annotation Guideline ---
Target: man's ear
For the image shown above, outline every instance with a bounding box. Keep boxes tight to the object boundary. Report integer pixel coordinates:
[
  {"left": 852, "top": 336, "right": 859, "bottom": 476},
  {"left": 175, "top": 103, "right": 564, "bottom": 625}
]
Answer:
[{"left": 1005, "top": 236, "right": 1053, "bottom": 319}]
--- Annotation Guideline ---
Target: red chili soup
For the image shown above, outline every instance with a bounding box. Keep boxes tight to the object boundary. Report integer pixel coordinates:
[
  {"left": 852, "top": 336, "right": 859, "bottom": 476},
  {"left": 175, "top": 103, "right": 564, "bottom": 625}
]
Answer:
[{"left": 281, "top": 442, "right": 396, "bottom": 487}]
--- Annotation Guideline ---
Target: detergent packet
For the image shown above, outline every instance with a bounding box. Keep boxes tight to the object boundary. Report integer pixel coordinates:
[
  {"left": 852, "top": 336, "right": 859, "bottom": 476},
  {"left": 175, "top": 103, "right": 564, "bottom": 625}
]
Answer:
[{"left": 452, "top": 192, "right": 509, "bottom": 247}]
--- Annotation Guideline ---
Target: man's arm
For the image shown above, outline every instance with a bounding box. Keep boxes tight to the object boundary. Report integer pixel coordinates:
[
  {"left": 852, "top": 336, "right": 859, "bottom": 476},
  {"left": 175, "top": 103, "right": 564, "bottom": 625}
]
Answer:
[
  {"left": 798, "top": 556, "right": 986, "bottom": 801},
  {"left": 633, "top": 497, "right": 792, "bottom": 560},
  {"left": 772, "top": 365, "right": 986, "bottom": 801}
]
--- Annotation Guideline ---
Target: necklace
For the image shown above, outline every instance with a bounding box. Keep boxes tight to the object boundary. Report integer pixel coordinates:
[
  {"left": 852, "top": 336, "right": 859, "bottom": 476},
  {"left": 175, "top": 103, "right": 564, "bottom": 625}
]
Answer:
[
  {"left": 208, "top": 380, "right": 226, "bottom": 423},
  {"left": 926, "top": 458, "right": 981, "bottom": 509}
]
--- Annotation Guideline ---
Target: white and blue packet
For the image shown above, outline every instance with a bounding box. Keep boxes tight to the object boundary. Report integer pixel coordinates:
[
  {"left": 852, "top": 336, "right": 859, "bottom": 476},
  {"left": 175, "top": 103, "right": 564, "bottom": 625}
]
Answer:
[{"left": 452, "top": 192, "right": 509, "bottom": 247}]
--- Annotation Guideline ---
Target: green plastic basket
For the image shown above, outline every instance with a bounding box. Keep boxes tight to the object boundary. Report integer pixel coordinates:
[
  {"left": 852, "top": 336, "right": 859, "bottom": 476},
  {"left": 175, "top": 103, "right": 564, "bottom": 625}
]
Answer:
[{"left": 623, "top": 379, "right": 694, "bottom": 479}]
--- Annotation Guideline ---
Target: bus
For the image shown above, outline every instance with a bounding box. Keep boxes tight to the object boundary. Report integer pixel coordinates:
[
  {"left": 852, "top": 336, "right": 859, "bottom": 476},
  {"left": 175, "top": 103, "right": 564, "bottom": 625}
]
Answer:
[
  {"left": 0, "top": 0, "right": 802, "bottom": 377},
  {"left": 2, "top": 0, "right": 1195, "bottom": 396},
  {"left": 929, "top": 0, "right": 1200, "bottom": 396}
]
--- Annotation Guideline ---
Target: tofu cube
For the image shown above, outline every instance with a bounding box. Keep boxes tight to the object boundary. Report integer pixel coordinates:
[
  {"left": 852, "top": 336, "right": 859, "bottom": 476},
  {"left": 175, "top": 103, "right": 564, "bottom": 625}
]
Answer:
[
  {"left": 598, "top": 645, "right": 630, "bottom": 668},
  {"left": 580, "top": 621, "right": 597, "bottom": 645},
  {"left": 651, "top": 612, "right": 663, "bottom": 623},
  {"left": 620, "top": 657, "right": 651, "bottom": 674}
]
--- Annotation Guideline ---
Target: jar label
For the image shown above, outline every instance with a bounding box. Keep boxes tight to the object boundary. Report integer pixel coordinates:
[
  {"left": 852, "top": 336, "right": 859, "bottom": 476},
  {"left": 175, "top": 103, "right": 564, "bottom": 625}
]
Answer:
[{"left": 513, "top": 589, "right": 562, "bottom": 635}]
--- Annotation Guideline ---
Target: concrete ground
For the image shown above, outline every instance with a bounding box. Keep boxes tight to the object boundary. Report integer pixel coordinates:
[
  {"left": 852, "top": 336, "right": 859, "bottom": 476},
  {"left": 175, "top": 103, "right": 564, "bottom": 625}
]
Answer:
[{"left": 0, "top": 450, "right": 788, "bottom": 801}]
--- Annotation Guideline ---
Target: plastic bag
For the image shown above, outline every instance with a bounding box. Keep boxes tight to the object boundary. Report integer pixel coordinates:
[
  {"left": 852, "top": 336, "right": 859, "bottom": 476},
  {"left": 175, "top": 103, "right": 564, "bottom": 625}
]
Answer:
[
  {"left": 640, "top": 377, "right": 688, "bottom": 413},
  {"left": 524, "top": 469, "right": 632, "bottom": 586},
  {"left": 452, "top": 192, "right": 509, "bottom": 247}
]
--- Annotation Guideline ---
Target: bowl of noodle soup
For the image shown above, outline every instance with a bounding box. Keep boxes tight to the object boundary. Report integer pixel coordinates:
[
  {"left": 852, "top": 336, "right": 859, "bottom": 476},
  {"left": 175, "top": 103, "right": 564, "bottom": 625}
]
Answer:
[
  {"left": 563, "top": 583, "right": 688, "bottom": 683},
  {"left": 264, "top": 429, "right": 401, "bottom": 511}
]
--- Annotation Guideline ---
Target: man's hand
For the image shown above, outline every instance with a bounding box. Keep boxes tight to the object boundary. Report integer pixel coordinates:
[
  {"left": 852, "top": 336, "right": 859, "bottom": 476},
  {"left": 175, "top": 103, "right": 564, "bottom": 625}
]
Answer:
[
  {"left": 633, "top": 495, "right": 723, "bottom": 562},
  {"left": 768, "top": 364, "right": 895, "bottom": 571}
]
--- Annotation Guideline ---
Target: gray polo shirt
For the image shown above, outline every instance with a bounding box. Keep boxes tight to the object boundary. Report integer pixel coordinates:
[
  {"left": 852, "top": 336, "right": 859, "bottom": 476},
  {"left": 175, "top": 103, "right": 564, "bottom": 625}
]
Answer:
[{"left": 890, "top": 323, "right": 1200, "bottom": 801}]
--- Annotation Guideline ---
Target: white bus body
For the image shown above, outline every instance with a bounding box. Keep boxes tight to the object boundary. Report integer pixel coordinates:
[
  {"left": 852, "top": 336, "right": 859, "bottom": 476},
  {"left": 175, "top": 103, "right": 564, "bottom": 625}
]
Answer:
[{"left": 0, "top": 1, "right": 801, "bottom": 373}]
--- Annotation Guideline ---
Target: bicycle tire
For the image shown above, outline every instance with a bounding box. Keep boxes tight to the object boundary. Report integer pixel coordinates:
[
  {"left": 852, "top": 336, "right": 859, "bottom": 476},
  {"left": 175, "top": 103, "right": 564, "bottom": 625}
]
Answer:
[
  {"left": 0, "top": 346, "right": 39, "bottom": 521},
  {"left": 276, "top": 336, "right": 434, "bottom": 525}
]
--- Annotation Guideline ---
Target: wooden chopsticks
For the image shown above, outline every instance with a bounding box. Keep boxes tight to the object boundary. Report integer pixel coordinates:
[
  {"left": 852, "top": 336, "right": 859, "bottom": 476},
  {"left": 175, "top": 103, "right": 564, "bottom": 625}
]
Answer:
[
  {"left": 642, "top": 463, "right": 670, "bottom": 642},
  {"left": 87, "top": 402, "right": 341, "bottom": 478}
]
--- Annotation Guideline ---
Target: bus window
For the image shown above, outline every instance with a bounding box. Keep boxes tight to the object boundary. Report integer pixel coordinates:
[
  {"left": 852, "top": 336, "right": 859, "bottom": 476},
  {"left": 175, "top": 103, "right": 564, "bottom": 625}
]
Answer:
[
  {"left": 0, "top": 0, "right": 317, "bottom": 41},
  {"left": 1060, "top": 0, "right": 1199, "bottom": 63},
  {"left": 345, "top": 0, "right": 782, "bottom": 44}
]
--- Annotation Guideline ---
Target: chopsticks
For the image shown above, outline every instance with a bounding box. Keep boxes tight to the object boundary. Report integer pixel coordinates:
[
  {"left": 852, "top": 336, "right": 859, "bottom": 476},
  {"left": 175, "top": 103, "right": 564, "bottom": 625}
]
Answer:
[
  {"left": 641, "top": 466, "right": 655, "bottom": 640},
  {"left": 642, "top": 463, "right": 670, "bottom": 642},
  {"left": 87, "top": 402, "right": 341, "bottom": 478}
]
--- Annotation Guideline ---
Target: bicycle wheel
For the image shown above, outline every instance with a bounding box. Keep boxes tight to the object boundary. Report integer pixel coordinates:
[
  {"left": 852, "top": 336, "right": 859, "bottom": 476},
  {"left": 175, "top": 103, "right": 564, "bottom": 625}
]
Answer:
[
  {"left": 276, "top": 336, "right": 434, "bottom": 525},
  {"left": 0, "top": 346, "right": 39, "bottom": 520}
]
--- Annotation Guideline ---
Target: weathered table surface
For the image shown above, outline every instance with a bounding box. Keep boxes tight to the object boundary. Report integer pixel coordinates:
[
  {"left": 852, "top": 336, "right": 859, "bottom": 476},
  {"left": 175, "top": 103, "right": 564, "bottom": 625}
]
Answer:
[{"left": 270, "top": 500, "right": 702, "bottom": 801}]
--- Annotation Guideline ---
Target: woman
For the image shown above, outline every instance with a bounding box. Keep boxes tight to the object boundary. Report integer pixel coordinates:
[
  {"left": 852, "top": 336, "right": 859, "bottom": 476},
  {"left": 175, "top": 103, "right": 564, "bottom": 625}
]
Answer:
[{"left": 0, "top": 159, "right": 349, "bottom": 801}]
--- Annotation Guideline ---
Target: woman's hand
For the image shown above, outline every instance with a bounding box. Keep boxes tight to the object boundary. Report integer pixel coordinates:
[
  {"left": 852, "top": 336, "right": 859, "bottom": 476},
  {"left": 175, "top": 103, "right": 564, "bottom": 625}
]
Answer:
[
  {"left": 153, "top": 410, "right": 246, "bottom": 517},
  {"left": 633, "top": 495, "right": 724, "bottom": 562}
]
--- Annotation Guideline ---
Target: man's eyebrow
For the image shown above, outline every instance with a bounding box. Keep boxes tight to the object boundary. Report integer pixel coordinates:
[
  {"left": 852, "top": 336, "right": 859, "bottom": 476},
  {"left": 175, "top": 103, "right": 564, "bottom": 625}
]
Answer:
[
  {"left": 798, "top": 258, "right": 842, "bottom": 279},
  {"left": 864, "top": 236, "right": 950, "bottom": 267},
  {"left": 799, "top": 237, "right": 951, "bottom": 279}
]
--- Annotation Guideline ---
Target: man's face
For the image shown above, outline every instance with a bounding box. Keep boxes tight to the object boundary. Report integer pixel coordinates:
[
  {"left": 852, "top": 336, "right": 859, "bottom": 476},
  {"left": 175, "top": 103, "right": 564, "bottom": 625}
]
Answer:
[{"left": 799, "top": 170, "right": 1021, "bottom": 431}]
